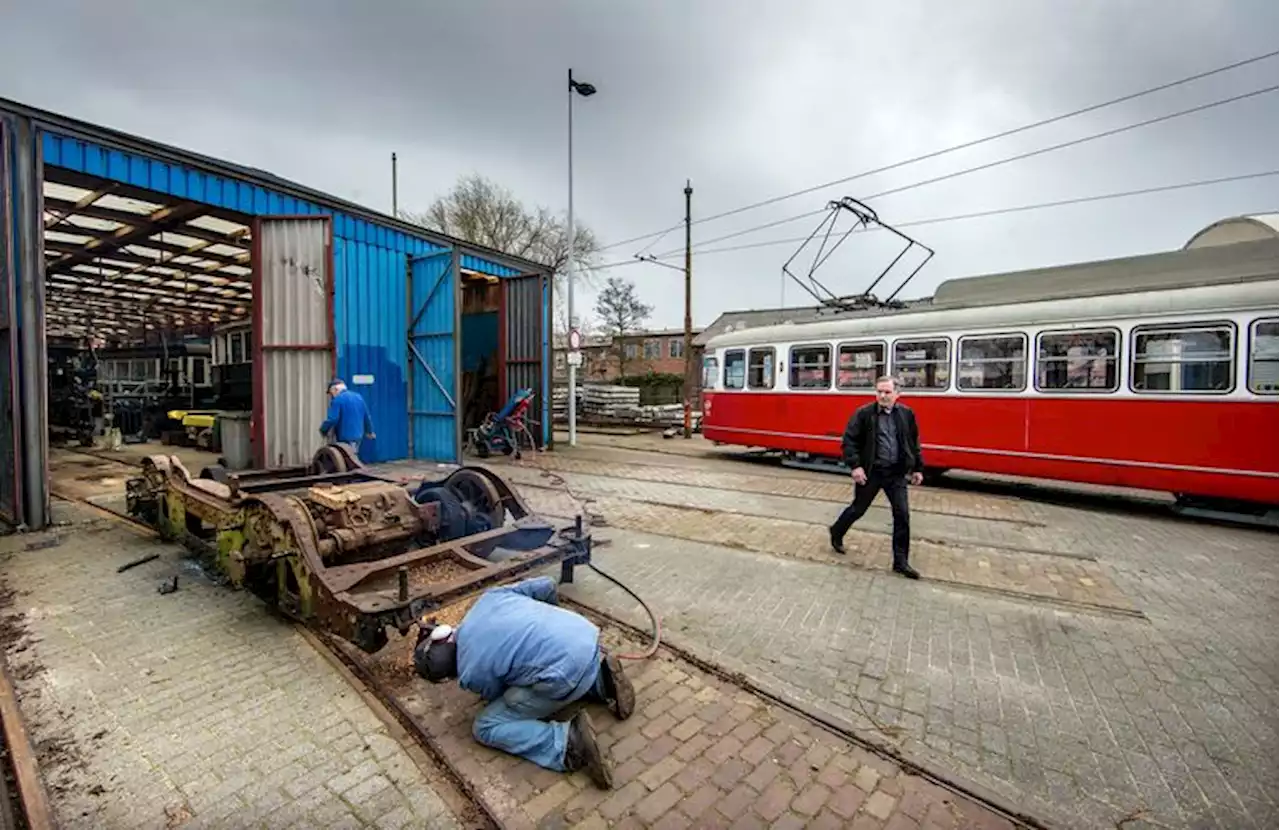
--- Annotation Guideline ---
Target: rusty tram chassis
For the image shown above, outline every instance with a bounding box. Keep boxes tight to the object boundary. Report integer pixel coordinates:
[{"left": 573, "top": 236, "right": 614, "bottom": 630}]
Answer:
[{"left": 125, "top": 445, "right": 592, "bottom": 653}]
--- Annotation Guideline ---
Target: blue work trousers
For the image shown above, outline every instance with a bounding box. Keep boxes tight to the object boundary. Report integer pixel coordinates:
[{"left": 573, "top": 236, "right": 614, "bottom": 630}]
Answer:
[{"left": 472, "top": 660, "right": 606, "bottom": 771}]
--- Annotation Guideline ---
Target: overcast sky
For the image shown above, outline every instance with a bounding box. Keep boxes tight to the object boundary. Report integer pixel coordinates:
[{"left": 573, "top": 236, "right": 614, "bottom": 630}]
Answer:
[{"left": 2, "top": 0, "right": 1277, "bottom": 329}]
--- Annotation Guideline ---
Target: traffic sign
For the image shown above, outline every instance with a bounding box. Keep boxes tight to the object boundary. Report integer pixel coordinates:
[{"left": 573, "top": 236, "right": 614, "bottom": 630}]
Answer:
[{"left": 568, "top": 328, "right": 582, "bottom": 351}]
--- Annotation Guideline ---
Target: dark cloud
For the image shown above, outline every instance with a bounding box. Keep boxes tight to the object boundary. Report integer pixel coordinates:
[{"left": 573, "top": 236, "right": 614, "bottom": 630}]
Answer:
[{"left": 3, "top": 0, "right": 1276, "bottom": 327}]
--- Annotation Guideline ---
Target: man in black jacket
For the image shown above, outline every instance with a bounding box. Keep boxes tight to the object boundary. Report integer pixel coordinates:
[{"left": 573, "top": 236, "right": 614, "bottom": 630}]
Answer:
[{"left": 829, "top": 376, "right": 923, "bottom": 579}]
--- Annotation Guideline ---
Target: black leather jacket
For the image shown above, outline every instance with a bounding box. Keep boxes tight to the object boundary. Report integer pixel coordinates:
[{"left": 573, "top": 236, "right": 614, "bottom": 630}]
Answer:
[{"left": 840, "top": 402, "right": 924, "bottom": 474}]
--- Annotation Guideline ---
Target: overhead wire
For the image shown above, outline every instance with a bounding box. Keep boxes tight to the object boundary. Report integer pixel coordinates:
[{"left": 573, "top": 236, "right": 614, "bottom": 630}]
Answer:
[
  {"left": 597, "top": 50, "right": 1280, "bottom": 253},
  {"left": 584, "top": 169, "right": 1277, "bottom": 270},
  {"left": 642, "top": 83, "right": 1279, "bottom": 260}
]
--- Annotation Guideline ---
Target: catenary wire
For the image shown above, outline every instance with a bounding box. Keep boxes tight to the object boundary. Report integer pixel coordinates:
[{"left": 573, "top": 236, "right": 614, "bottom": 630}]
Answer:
[
  {"left": 597, "top": 50, "right": 1280, "bottom": 253},
  {"left": 584, "top": 169, "right": 1277, "bottom": 270},
  {"left": 640, "top": 84, "right": 1279, "bottom": 259}
]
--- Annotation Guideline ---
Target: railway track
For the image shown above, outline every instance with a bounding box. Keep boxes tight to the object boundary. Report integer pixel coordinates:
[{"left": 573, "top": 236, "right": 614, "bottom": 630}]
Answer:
[{"left": 56, "top": 490, "right": 1050, "bottom": 830}]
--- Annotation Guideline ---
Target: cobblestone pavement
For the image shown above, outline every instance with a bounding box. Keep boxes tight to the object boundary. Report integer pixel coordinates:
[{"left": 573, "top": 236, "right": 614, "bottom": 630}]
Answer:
[
  {"left": 350, "top": 613, "right": 1024, "bottom": 830},
  {"left": 0, "top": 498, "right": 463, "bottom": 830},
  {"left": 484, "top": 468, "right": 1136, "bottom": 616},
  {"left": 508, "top": 452, "right": 1040, "bottom": 524},
  {"left": 404, "top": 443, "right": 1275, "bottom": 830}
]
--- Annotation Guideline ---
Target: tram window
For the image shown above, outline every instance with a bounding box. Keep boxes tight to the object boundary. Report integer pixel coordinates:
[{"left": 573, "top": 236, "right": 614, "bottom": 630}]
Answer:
[
  {"left": 230, "top": 333, "right": 245, "bottom": 364},
  {"left": 836, "top": 343, "right": 886, "bottom": 390},
  {"left": 892, "top": 339, "right": 950, "bottom": 389},
  {"left": 787, "top": 345, "right": 832, "bottom": 389},
  {"left": 1132, "top": 324, "right": 1233, "bottom": 393},
  {"left": 1037, "top": 330, "right": 1119, "bottom": 391},
  {"left": 724, "top": 349, "right": 747, "bottom": 389},
  {"left": 747, "top": 348, "right": 775, "bottom": 389},
  {"left": 701, "top": 356, "right": 719, "bottom": 389},
  {"left": 1248, "top": 318, "right": 1278, "bottom": 395},
  {"left": 192, "top": 358, "right": 207, "bottom": 386},
  {"left": 956, "top": 335, "right": 1028, "bottom": 391}
]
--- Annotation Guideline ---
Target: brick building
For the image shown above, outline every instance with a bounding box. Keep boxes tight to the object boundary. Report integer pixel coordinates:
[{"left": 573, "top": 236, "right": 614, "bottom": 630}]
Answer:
[{"left": 553, "top": 328, "right": 704, "bottom": 383}]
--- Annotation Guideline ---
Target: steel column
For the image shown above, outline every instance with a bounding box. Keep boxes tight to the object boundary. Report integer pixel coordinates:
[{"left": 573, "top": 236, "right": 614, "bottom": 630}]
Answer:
[{"left": 14, "top": 119, "right": 47, "bottom": 530}]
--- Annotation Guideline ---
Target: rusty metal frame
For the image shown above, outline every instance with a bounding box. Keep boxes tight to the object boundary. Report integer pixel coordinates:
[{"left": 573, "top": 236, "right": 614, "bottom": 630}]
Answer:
[{"left": 126, "top": 449, "right": 592, "bottom": 653}]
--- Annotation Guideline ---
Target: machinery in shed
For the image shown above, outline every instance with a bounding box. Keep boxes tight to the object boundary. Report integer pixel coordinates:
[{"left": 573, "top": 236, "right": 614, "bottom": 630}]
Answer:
[{"left": 125, "top": 446, "right": 592, "bottom": 652}]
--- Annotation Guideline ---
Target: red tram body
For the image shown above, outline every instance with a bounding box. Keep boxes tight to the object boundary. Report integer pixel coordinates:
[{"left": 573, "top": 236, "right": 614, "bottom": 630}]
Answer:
[{"left": 701, "top": 245, "right": 1279, "bottom": 508}]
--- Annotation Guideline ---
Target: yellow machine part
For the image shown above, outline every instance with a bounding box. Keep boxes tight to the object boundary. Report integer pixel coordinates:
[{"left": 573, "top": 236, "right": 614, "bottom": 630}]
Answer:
[{"left": 169, "top": 410, "right": 217, "bottom": 430}]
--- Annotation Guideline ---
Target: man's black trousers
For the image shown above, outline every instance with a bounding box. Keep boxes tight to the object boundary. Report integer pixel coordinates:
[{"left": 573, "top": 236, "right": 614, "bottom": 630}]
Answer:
[{"left": 831, "top": 467, "right": 911, "bottom": 569}]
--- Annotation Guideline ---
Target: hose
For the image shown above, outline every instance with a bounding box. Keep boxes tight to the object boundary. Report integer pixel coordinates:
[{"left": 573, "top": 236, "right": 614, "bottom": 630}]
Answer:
[
  {"left": 517, "top": 449, "right": 662, "bottom": 661},
  {"left": 587, "top": 562, "right": 662, "bottom": 661}
]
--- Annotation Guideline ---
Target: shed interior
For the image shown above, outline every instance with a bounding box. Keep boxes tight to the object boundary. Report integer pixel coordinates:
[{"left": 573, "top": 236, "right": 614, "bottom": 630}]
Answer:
[{"left": 42, "top": 164, "right": 252, "bottom": 459}]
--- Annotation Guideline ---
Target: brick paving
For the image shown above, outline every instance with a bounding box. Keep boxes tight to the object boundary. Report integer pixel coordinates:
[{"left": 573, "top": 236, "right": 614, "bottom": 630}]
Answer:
[
  {"left": 488, "top": 473, "right": 1136, "bottom": 615},
  {"left": 499, "top": 448, "right": 1040, "bottom": 524},
  {"left": 349, "top": 621, "right": 1024, "bottom": 829},
  {"left": 0, "top": 497, "right": 463, "bottom": 830},
  {"left": 536, "top": 487, "right": 1278, "bottom": 830}
]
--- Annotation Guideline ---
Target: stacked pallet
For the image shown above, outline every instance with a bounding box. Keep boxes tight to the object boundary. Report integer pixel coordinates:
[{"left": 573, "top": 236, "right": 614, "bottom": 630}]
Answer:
[
  {"left": 551, "top": 386, "right": 570, "bottom": 421},
  {"left": 581, "top": 384, "right": 642, "bottom": 420}
]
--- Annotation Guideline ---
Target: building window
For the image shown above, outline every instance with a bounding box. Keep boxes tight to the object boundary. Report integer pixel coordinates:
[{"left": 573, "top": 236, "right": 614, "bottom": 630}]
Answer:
[
  {"left": 624, "top": 343, "right": 639, "bottom": 360},
  {"left": 957, "top": 334, "right": 1027, "bottom": 391},
  {"left": 643, "top": 339, "right": 661, "bottom": 360},
  {"left": 724, "top": 349, "right": 746, "bottom": 389},
  {"left": 1036, "top": 329, "right": 1119, "bottom": 391},
  {"left": 1132, "top": 324, "right": 1234, "bottom": 393},
  {"left": 669, "top": 338, "right": 685, "bottom": 359},
  {"left": 701, "top": 356, "right": 719, "bottom": 389},
  {"left": 892, "top": 339, "right": 950, "bottom": 389},
  {"left": 789, "top": 345, "right": 832, "bottom": 390},
  {"left": 747, "top": 348, "right": 775, "bottom": 389},
  {"left": 1248, "top": 318, "right": 1278, "bottom": 394},
  {"left": 836, "top": 342, "right": 886, "bottom": 389}
]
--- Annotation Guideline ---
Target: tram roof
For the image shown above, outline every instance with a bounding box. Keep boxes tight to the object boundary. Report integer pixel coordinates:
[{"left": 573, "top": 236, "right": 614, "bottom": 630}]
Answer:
[
  {"left": 931, "top": 238, "right": 1277, "bottom": 309},
  {"left": 705, "top": 253, "right": 1278, "bottom": 349}
]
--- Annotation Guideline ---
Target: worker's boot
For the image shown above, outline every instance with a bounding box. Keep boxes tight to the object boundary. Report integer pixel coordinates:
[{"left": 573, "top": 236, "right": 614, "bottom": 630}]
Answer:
[
  {"left": 565, "top": 712, "right": 613, "bottom": 790},
  {"left": 599, "top": 652, "right": 635, "bottom": 721}
]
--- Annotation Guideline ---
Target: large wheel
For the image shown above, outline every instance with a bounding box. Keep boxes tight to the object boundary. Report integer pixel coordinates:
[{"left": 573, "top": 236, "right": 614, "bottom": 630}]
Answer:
[
  {"left": 311, "top": 446, "right": 349, "bottom": 475},
  {"left": 445, "top": 469, "right": 505, "bottom": 529}
]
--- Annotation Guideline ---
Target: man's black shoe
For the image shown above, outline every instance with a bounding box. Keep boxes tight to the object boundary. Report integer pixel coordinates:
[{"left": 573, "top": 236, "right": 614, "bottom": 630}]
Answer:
[
  {"left": 599, "top": 652, "right": 635, "bottom": 721},
  {"left": 829, "top": 526, "right": 845, "bottom": 555},
  {"left": 893, "top": 564, "right": 920, "bottom": 580},
  {"left": 565, "top": 712, "right": 613, "bottom": 790}
]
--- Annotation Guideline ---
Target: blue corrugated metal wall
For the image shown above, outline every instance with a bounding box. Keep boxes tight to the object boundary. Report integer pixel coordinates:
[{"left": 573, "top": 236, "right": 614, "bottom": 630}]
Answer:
[
  {"left": 40, "top": 131, "right": 545, "bottom": 463},
  {"left": 409, "top": 252, "right": 456, "bottom": 461}
]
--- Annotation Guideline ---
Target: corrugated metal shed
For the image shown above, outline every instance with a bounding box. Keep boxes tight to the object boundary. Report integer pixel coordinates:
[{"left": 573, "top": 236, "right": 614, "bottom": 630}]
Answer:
[
  {"left": 254, "top": 216, "right": 334, "bottom": 468},
  {"left": 0, "top": 94, "right": 553, "bottom": 530}
]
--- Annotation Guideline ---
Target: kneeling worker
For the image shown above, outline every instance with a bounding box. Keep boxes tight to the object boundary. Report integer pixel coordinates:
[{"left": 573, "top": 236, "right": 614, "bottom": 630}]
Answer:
[{"left": 414, "top": 576, "right": 634, "bottom": 789}]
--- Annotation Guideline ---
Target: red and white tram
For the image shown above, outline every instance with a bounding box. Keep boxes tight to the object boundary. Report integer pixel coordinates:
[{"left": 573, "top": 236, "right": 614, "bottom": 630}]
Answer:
[{"left": 700, "top": 255, "right": 1279, "bottom": 509}]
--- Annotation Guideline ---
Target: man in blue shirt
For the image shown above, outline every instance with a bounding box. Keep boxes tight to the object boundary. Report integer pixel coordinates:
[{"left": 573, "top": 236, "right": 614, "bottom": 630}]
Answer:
[
  {"left": 318, "top": 378, "right": 375, "bottom": 453},
  {"left": 414, "top": 576, "right": 635, "bottom": 790}
]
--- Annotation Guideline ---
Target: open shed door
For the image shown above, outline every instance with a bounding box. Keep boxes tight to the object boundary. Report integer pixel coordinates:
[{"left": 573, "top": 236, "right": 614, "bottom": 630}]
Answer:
[
  {"left": 498, "top": 273, "right": 547, "bottom": 448},
  {"left": 0, "top": 120, "right": 20, "bottom": 523},
  {"left": 252, "top": 216, "right": 334, "bottom": 468},
  {"left": 407, "top": 251, "right": 458, "bottom": 462}
]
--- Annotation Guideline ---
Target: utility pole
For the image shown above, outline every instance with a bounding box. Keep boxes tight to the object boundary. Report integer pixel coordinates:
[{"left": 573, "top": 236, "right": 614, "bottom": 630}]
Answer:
[
  {"left": 682, "top": 180, "right": 694, "bottom": 439},
  {"left": 391, "top": 152, "right": 399, "bottom": 217}
]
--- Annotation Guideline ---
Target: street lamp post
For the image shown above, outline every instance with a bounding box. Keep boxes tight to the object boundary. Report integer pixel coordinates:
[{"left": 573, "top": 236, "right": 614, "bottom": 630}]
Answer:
[{"left": 566, "top": 69, "right": 596, "bottom": 448}]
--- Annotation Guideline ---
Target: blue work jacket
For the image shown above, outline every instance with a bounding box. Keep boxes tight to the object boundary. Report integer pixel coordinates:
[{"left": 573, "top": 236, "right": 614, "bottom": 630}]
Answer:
[
  {"left": 456, "top": 577, "right": 601, "bottom": 703},
  {"left": 319, "top": 389, "right": 373, "bottom": 443}
]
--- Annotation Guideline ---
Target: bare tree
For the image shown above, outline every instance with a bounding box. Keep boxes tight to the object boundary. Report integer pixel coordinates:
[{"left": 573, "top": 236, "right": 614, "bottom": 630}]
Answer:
[
  {"left": 401, "top": 174, "right": 599, "bottom": 333},
  {"left": 593, "top": 277, "right": 653, "bottom": 379}
]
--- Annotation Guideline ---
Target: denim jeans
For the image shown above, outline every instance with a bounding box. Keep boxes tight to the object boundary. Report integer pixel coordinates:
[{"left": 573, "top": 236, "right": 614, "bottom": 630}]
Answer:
[{"left": 472, "top": 658, "right": 605, "bottom": 771}]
